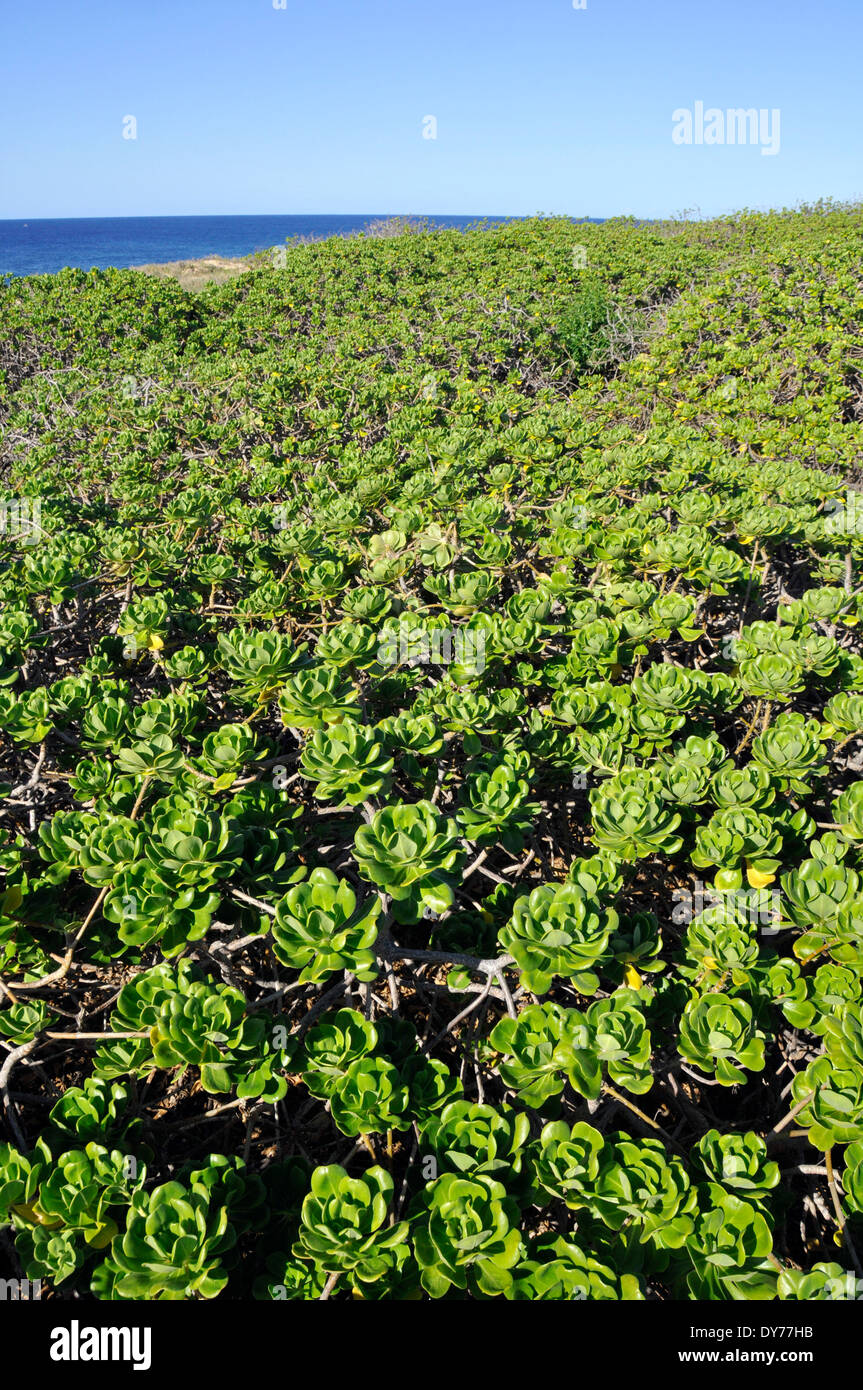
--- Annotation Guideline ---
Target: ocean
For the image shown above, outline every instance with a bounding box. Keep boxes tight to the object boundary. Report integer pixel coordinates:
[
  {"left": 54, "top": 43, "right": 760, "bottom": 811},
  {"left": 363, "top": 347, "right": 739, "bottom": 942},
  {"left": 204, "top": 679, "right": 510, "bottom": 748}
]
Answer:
[{"left": 0, "top": 214, "right": 526, "bottom": 278}]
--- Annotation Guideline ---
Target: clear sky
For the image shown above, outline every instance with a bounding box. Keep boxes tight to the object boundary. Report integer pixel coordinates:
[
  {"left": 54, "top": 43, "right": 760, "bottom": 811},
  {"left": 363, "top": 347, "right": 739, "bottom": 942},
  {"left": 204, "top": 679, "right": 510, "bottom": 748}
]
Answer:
[{"left": 1, "top": 0, "right": 860, "bottom": 220}]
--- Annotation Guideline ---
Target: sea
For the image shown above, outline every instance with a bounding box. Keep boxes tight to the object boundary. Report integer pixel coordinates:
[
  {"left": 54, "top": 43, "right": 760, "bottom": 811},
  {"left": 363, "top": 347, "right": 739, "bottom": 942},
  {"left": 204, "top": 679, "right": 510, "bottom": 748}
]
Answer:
[{"left": 0, "top": 214, "right": 533, "bottom": 278}]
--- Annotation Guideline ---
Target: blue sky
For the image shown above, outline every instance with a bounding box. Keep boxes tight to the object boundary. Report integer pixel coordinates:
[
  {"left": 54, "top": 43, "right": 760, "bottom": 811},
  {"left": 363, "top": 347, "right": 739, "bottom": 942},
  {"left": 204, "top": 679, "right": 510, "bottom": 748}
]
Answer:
[{"left": 1, "top": 0, "right": 860, "bottom": 219}]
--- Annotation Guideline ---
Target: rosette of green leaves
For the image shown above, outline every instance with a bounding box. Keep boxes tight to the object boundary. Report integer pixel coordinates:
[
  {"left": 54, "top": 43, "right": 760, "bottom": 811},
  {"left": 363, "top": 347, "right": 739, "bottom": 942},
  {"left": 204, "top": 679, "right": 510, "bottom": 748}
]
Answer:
[
  {"left": 278, "top": 666, "right": 360, "bottom": 729},
  {"left": 216, "top": 629, "right": 302, "bottom": 702},
  {"left": 144, "top": 803, "right": 244, "bottom": 887},
  {"left": 301, "top": 1008, "right": 378, "bottom": 1098},
  {"left": 146, "top": 980, "right": 259, "bottom": 1094},
  {"left": 15, "top": 1141, "right": 144, "bottom": 1283},
  {"left": 329, "top": 1057, "right": 412, "bottom": 1136},
  {"left": 103, "top": 862, "right": 220, "bottom": 954},
  {"left": 749, "top": 712, "right": 826, "bottom": 794},
  {"left": 0, "top": 1141, "right": 42, "bottom": 1223},
  {"left": 353, "top": 799, "right": 463, "bottom": 921},
  {"left": 823, "top": 692, "right": 863, "bottom": 739},
  {"left": 0, "top": 606, "right": 38, "bottom": 684},
  {"left": 805, "top": 965, "right": 861, "bottom": 1034},
  {"left": 421, "top": 1100, "right": 531, "bottom": 1184},
  {"left": 49, "top": 673, "right": 98, "bottom": 724},
  {"left": 300, "top": 718, "right": 393, "bottom": 806},
  {"left": 823, "top": 1005, "right": 863, "bottom": 1072},
  {"left": 81, "top": 696, "right": 131, "bottom": 751},
  {"left": 182, "top": 1154, "right": 267, "bottom": 1239},
  {"left": 489, "top": 1002, "right": 600, "bottom": 1107},
  {"left": 566, "top": 849, "right": 624, "bottom": 898},
  {"left": 566, "top": 617, "right": 621, "bottom": 678},
  {"left": 631, "top": 663, "right": 700, "bottom": 714},
  {"left": 607, "top": 911, "right": 664, "bottom": 986},
  {"left": 423, "top": 685, "right": 498, "bottom": 739},
  {"left": 828, "top": 899, "right": 863, "bottom": 972},
  {"left": 37, "top": 809, "right": 98, "bottom": 881},
  {"left": 113, "top": 734, "right": 186, "bottom": 781},
  {"left": 457, "top": 756, "right": 539, "bottom": 851},
  {"left": 691, "top": 806, "right": 782, "bottom": 889},
  {"left": 423, "top": 569, "right": 497, "bottom": 615},
  {"left": 0, "top": 998, "right": 54, "bottom": 1044},
  {"left": 709, "top": 764, "right": 775, "bottom": 811},
  {"left": 293, "top": 1165, "right": 409, "bottom": 1291},
  {"left": 411, "top": 1172, "right": 523, "bottom": 1298},
  {"left": 649, "top": 592, "right": 702, "bottom": 642},
  {"left": 589, "top": 773, "right": 683, "bottom": 861},
  {"left": 130, "top": 690, "right": 201, "bottom": 743},
  {"left": 271, "top": 867, "right": 381, "bottom": 982},
  {"left": 737, "top": 652, "right": 804, "bottom": 701},
  {"left": 254, "top": 1253, "right": 328, "bottom": 1300},
  {"left": 106, "top": 960, "right": 286, "bottom": 1099},
  {"left": 92, "top": 1181, "right": 235, "bottom": 1300},
  {"left": 235, "top": 581, "right": 293, "bottom": 623},
  {"left": 628, "top": 704, "right": 686, "bottom": 756},
  {"left": 692, "top": 1130, "right": 780, "bottom": 1202},
  {"left": 162, "top": 644, "right": 210, "bottom": 684},
  {"left": 316, "top": 620, "right": 379, "bottom": 670},
  {"left": 377, "top": 712, "right": 443, "bottom": 759},
  {"left": 793, "top": 585, "right": 855, "bottom": 625},
  {"left": 194, "top": 722, "right": 265, "bottom": 788},
  {"left": 341, "top": 585, "right": 392, "bottom": 623},
  {"left": 507, "top": 1236, "right": 644, "bottom": 1301},
  {"left": 2, "top": 689, "right": 54, "bottom": 743},
  {"left": 530, "top": 1120, "right": 605, "bottom": 1209},
  {"left": 678, "top": 995, "right": 766, "bottom": 1085},
  {"left": 78, "top": 815, "right": 144, "bottom": 886},
  {"left": 587, "top": 989, "right": 653, "bottom": 1094},
  {"left": 669, "top": 733, "right": 729, "bottom": 772},
  {"left": 401, "top": 1052, "right": 462, "bottom": 1123},
  {"left": 682, "top": 908, "right": 760, "bottom": 986},
  {"left": 782, "top": 857, "right": 860, "bottom": 931},
  {"left": 592, "top": 1138, "right": 697, "bottom": 1249},
  {"left": 686, "top": 1187, "right": 778, "bottom": 1299},
  {"left": 552, "top": 677, "right": 625, "bottom": 728},
  {"left": 46, "top": 1078, "right": 133, "bottom": 1147},
  {"left": 498, "top": 880, "right": 617, "bottom": 995},
  {"left": 655, "top": 755, "right": 714, "bottom": 807},
  {"left": 117, "top": 594, "right": 170, "bottom": 652},
  {"left": 832, "top": 782, "right": 863, "bottom": 846}
]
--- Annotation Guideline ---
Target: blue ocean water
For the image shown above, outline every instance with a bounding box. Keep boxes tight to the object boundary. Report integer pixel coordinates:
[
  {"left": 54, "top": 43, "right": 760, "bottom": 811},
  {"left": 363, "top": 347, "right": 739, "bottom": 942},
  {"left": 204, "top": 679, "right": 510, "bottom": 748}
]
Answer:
[{"left": 0, "top": 214, "right": 525, "bottom": 278}]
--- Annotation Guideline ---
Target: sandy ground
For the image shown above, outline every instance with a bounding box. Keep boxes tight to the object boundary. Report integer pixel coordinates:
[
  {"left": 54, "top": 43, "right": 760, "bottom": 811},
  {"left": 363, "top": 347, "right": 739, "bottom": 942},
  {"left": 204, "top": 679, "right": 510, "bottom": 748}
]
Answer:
[{"left": 131, "top": 254, "right": 257, "bottom": 291}]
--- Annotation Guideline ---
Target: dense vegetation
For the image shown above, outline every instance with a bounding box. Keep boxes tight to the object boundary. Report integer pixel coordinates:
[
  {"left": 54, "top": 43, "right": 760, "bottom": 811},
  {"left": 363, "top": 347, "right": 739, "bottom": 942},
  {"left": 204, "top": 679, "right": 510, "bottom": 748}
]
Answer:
[{"left": 2, "top": 206, "right": 863, "bottom": 1301}]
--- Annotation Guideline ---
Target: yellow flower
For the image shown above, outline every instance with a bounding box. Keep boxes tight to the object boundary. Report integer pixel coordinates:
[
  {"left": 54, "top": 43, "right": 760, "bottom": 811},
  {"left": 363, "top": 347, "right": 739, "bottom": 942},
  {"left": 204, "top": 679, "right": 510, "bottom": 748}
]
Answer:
[{"left": 746, "top": 865, "right": 775, "bottom": 889}]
